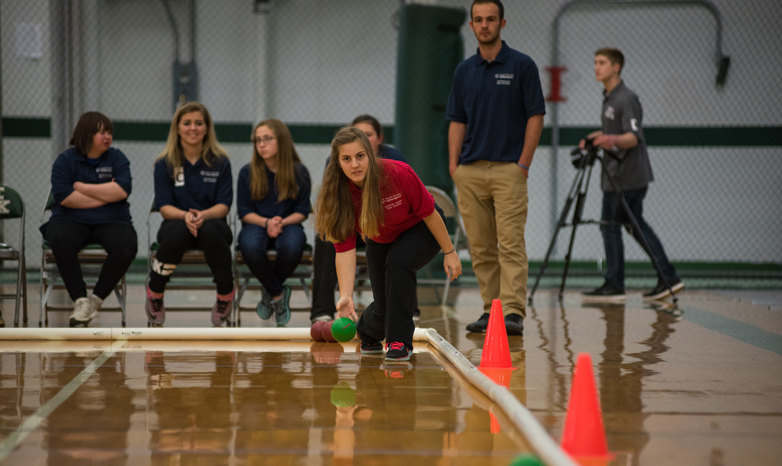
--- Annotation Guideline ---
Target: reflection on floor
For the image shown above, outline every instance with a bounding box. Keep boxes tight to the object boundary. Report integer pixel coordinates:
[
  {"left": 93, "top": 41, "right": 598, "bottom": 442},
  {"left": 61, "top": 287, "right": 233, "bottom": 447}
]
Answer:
[{"left": 1, "top": 285, "right": 781, "bottom": 465}]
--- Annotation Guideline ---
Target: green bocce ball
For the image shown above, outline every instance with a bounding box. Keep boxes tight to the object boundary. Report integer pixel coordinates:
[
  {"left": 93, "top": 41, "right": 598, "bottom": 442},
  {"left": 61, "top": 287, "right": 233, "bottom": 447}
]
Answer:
[{"left": 331, "top": 317, "right": 357, "bottom": 342}]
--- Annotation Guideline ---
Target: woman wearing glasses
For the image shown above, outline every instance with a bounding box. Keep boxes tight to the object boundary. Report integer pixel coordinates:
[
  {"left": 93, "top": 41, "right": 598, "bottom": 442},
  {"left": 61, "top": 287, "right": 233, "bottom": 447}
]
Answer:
[{"left": 237, "top": 119, "right": 312, "bottom": 326}]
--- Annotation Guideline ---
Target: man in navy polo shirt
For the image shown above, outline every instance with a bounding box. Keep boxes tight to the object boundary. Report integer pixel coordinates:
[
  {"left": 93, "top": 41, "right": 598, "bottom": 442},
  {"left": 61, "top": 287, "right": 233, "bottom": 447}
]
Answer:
[{"left": 446, "top": 0, "right": 545, "bottom": 335}]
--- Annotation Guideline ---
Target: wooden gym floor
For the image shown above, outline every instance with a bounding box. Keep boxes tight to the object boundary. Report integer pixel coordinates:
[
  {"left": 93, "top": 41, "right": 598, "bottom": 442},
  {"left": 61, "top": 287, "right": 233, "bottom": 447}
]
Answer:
[{"left": 1, "top": 284, "right": 781, "bottom": 465}]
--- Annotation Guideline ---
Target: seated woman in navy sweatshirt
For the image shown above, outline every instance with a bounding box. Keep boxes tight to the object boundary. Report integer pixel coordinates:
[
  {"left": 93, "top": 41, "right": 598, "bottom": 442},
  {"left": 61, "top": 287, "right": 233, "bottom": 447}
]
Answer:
[
  {"left": 146, "top": 102, "right": 234, "bottom": 327},
  {"left": 41, "top": 111, "right": 138, "bottom": 327},
  {"left": 236, "top": 119, "right": 311, "bottom": 327},
  {"left": 237, "top": 119, "right": 311, "bottom": 327}
]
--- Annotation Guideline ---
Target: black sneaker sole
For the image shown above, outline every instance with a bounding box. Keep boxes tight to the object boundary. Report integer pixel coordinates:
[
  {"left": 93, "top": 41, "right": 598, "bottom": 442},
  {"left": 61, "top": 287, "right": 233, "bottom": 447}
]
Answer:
[
  {"left": 465, "top": 324, "right": 489, "bottom": 333},
  {"left": 69, "top": 318, "right": 91, "bottom": 328},
  {"left": 145, "top": 313, "right": 165, "bottom": 326},
  {"left": 643, "top": 282, "right": 685, "bottom": 301},
  {"left": 385, "top": 351, "right": 412, "bottom": 361}
]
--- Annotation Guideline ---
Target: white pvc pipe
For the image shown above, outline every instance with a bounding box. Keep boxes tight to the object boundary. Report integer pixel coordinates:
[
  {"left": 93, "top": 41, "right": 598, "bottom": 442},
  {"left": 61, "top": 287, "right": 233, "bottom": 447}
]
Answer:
[
  {"left": 0, "top": 327, "right": 434, "bottom": 342},
  {"left": 421, "top": 329, "right": 578, "bottom": 466},
  {"left": 0, "top": 340, "right": 348, "bottom": 353}
]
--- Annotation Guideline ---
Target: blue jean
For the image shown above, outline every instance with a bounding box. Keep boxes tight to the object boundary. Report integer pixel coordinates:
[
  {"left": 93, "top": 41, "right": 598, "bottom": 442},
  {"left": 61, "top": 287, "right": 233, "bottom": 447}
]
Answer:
[
  {"left": 601, "top": 187, "right": 678, "bottom": 289},
  {"left": 238, "top": 223, "right": 306, "bottom": 297}
]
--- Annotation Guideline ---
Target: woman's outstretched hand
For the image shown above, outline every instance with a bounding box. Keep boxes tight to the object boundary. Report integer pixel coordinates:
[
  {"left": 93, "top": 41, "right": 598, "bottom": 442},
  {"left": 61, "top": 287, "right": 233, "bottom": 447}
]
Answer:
[{"left": 336, "top": 296, "right": 358, "bottom": 322}]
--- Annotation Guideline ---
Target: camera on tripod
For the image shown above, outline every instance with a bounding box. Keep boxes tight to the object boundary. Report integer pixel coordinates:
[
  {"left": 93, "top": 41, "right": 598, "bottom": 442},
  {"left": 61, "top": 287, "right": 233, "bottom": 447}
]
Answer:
[{"left": 570, "top": 138, "right": 599, "bottom": 168}]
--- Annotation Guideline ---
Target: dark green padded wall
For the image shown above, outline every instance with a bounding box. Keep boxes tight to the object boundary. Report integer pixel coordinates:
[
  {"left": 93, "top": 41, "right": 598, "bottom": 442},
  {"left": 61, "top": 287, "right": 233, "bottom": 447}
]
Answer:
[{"left": 394, "top": 4, "right": 466, "bottom": 194}]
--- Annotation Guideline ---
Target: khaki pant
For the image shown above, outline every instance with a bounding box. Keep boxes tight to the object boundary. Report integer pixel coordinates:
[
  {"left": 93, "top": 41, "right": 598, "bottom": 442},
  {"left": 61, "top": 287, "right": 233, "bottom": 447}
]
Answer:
[{"left": 453, "top": 161, "right": 528, "bottom": 317}]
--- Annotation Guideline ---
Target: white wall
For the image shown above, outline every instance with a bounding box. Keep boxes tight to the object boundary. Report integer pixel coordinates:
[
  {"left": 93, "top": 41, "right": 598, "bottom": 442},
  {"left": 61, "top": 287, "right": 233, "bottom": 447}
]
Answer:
[{"left": 2, "top": 0, "right": 781, "bottom": 269}]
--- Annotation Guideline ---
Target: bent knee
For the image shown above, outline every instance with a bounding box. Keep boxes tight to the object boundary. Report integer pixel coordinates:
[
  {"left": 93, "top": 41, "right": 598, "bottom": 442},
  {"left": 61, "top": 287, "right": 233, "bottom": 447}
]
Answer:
[{"left": 200, "top": 219, "right": 231, "bottom": 239}]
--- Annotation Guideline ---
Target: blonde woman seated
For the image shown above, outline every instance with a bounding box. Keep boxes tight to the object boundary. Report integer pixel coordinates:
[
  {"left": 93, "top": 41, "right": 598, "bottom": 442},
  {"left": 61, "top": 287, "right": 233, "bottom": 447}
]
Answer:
[{"left": 146, "top": 102, "right": 234, "bottom": 327}]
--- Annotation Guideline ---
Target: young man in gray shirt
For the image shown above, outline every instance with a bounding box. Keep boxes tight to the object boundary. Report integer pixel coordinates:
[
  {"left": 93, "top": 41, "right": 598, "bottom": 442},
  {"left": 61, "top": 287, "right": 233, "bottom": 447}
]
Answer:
[{"left": 580, "top": 48, "right": 684, "bottom": 302}]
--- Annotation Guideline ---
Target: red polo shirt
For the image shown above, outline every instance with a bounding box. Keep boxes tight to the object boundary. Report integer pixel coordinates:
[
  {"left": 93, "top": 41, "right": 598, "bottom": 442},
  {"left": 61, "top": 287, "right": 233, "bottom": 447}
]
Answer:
[{"left": 334, "top": 159, "right": 435, "bottom": 253}]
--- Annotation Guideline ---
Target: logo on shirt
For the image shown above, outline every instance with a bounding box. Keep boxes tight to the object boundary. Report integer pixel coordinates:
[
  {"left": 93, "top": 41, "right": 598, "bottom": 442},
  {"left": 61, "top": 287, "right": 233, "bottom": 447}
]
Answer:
[
  {"left": 174, "top": 167, "right": 185, "bottom": 187},
  {"left": 96, "top": 166, "right": 113, "bottom": 179},
  {"left": 605, "top": 106, "right": 615, "bottom": 120},
  {"left": 495, "top": 72, "right": 514, "bottom": 86},
  {"left": 382, "top": 192, "right": 403, "bottom": 210},
  {"left": 201, "top": 170, "right": 219, "bottom": 183}
]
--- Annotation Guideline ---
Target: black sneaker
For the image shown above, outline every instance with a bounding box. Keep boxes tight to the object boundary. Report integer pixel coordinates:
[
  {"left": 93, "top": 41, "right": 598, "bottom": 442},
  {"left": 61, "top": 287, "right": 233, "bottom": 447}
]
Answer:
[
  {"left": 385, "top": 342, "right": 413, "bottom": 361},
  {"left": 505, "top": 314, "right": 524, "bottom": 335},
  {"left": 582, "top": 283, "right": 626, "bottom": 303},
  {"left": 466, "top": 313, "right": 490, "bottom": 333},
  {"left": 643, "top": 278, "right": 685, "bottom": 300},
  {"left": 360, "top": 335, "right": 384, "bottom": 354}
]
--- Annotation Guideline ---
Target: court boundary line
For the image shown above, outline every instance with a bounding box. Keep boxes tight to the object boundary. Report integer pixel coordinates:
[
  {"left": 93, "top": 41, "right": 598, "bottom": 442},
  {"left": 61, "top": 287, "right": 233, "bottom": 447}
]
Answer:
[{"left": 0, "top": 340, "right": 125, "bottom": 462}]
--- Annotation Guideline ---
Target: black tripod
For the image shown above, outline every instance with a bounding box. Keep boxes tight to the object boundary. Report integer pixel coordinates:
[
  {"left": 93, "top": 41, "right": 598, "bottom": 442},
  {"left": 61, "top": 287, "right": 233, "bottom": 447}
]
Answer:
[{"left": 528, "top": 145, "right": 678, "bottom": 304}]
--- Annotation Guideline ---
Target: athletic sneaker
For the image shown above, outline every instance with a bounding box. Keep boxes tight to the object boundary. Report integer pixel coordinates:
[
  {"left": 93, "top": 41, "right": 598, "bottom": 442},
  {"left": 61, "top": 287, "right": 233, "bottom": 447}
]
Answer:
[
  {"left": 212, "top": 295, "right": 233, "bottom": 326},
  {"left": 311, "top": 314, "right": 334, "bottom": 324},
  {"left": 88, "top": 294, "right": 104, "bottom": 316},
  {"left": 271, "top": 285, "right": 291, "bottom": 327},
  {"left": 256, "top": 287, "right": 272, "bottom": 320},
  {"left": 643, "top": 278, "right": 685, "bottom": 300},
  {"left": 69, "top": 297, "right": 98, "bottom": 327},
  {"left": 466, "top": 313, "right": 490, "bottom": 333},
  {"left": 145, "top": 290, "right": 166, "bottom": 326},
  {"left": 385, "top": 342, "right": 413, "bottom": 361},
  {"left": 360, "top": 335, "right": 384, "bottom": 354},
  {"left": 582, "top": 283, "right": 626, "bottom": 303}
]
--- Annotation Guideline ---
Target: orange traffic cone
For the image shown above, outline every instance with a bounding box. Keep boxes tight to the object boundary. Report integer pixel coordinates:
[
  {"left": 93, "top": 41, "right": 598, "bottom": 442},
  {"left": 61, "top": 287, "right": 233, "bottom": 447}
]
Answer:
[
  {"left": 561, "top": 353, "right": 612, "bottom": 466},
  {"left": 479, "top": 299, "right": 513, "bottom": 369},
  {"left": 478, "top": 300, "right": 516, "bottom": 434}
]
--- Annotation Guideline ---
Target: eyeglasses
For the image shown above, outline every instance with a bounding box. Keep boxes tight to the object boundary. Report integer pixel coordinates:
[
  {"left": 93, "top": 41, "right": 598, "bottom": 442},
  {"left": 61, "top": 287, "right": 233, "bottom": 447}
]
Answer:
[{"left": 254, "top": 136, "right": 276, "bottom": 145}]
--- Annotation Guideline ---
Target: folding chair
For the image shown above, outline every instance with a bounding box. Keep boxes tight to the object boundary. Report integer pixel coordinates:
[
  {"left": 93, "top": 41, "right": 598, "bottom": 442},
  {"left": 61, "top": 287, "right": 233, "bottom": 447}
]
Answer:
[
  {"left": 39, "top": 190, "right": 128, "bottom": 327},
  {"left": 232, "top": 216, "right": 314, "bottom": 326},
  {"left": 147, "top": 204, "right": 236, "bottom": 326},
  {"left": 0, "top": 185, "right": 28, "bottom": 326},
  {"left": 419, "top": 186, "right": 469, "bottom": 306}
]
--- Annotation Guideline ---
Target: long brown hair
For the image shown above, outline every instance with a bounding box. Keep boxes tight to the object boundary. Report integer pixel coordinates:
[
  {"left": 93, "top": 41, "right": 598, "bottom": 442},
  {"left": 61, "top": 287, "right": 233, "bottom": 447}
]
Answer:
[
  {"left": 315, "top": 127, "right": 385, "bottom": 242},
  {"left": 156, "top": 102, "right": 228, "bottom": 174},
  {"left": 250, "top": 119, "right": 303, "bottom": 201}
]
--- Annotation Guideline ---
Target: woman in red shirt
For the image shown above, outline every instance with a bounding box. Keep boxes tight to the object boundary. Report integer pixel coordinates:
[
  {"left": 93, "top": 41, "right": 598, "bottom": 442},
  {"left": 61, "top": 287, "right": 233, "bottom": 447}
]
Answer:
[{"left": 315, "top": 127, "right": 461, "bottom": 361}]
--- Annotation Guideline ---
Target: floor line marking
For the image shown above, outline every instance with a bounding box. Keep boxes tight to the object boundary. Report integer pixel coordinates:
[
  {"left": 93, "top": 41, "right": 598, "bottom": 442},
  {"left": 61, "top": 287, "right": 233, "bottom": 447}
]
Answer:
[
  {"left": 682, "top": 306, "right": 782, "bottom": 356},
  {"left": 0, "top": 340, "right": 125, "bottom": 461}
]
